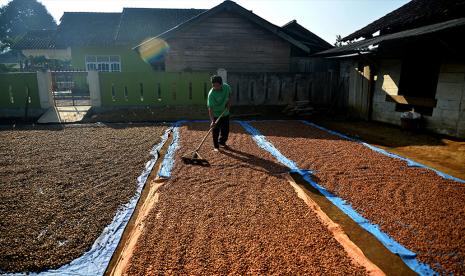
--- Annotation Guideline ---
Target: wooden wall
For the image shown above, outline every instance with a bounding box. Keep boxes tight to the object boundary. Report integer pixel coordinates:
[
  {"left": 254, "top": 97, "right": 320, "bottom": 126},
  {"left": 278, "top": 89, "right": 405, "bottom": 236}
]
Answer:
[
  {"left": 165, "top": 11, "right": 291, "bottom": 72},
  {"left": 228, "top": 72, "right": 341, "bottom": 106},
  {"left": 339, "top": 60, "right": 372, "bottom": 119}
]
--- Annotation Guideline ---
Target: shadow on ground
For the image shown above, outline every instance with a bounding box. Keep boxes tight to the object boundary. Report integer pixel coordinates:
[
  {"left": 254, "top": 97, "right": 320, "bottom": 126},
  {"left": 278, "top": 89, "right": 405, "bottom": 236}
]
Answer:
[{"left": 216, "top": 146, "right": 290, "bottom": 175}]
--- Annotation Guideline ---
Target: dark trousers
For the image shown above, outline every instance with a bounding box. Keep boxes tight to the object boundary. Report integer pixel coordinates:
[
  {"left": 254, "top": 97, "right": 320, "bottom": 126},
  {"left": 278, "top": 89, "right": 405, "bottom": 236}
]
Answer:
[{"left": 212, "top": 115, "right": 229, "bottom": 148}]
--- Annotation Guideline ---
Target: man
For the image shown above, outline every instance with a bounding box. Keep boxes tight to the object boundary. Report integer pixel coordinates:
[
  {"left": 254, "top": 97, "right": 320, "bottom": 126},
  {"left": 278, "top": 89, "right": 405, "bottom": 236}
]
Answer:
[{"left": 207, "top": 75, "right": 231, "bottom": 151}]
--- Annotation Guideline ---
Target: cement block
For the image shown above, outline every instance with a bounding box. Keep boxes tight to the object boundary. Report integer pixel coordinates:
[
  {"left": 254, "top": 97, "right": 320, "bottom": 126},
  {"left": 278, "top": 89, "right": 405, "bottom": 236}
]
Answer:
[
  {"left": 440, "top": 109, "right": 460, "bottom": 120},
  {"left": 87, "top": 71, "right": 100, "bottom": 107},
  {"left": 435, "top": 83, "right": 463, "bottom": 100},
  {"left": 380, "top": 76, "right": 399, "bottom": 95},
  {"left": 440, "top": 63, "right": 465, "bottom": 73},
  {"left": 381, "top": 87, "right": 399, "bottom": 96},
  {"left": 457, "top": 128, "right": 465, "bottom": 138},
  {"left": 36, "top": 71, "right": 53, "bottom": 109},
  {"left": 461, "top": 93, "right": 465, "bottom": 111},
  {"left": 424, "top": 113, "right": 464, "bottom": 137},
  {"left": 373, "top": 101, "right": 395, "bottom": 112},
  {"left": 430, "top": 109, "right": 460, "bottom": 129},
  {"left": 373, "top": 95, "right": 386, "bottom": 103},
  {"left": 424, "top": 124, "right": 456, "bottom": 136},
  {"left": 373, "top": 89, "right": 389, "bottom": 103},
  {"left": 456, "top": 118, "right": 465, "bottom": 138},
  {"left": 372, "top": 106, "right": 399, "bottom": 125},
  {"left": 431, "top": 108, "right": 441, "bottom": 118},
  {"left": 438, "top": 73, "right": 465, "bottom": 83},
  {"left": 436, "top": 99, "right": 460, "bottom": 110}
]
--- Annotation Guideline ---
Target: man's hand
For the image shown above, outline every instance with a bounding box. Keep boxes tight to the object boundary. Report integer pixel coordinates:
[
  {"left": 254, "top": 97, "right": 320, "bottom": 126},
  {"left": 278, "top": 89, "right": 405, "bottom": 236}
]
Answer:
[{"left": 210, "top": 120, "right": 216, "bottom": 128}]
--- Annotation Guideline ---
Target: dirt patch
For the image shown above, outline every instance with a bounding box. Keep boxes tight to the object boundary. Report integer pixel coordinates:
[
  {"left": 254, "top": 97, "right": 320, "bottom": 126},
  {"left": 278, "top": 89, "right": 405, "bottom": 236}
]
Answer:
[
  {"left": 124, "top": 123, "right": 368, "bottom": 275},
  {"left": 0, "top": 124, "right": 166, "bottom": 273},
  {"left": 252, "top": 120, "right": 465, "bottom": 274}
]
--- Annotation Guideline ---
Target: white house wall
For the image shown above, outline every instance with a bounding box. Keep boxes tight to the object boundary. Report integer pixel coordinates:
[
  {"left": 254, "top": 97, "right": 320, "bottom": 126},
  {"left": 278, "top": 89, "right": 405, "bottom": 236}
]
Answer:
[
  {"left": 371, "top": 59, "right": 465, "bottom": 138},
  {"left": 427, "top": 63, "right": 465, "bottom": 137},
  {"left": 371, "top": 59, "right": 402, "bottom": 125},
  {"left": 22, "top": 48, "right": 71, "bottom": 61}
]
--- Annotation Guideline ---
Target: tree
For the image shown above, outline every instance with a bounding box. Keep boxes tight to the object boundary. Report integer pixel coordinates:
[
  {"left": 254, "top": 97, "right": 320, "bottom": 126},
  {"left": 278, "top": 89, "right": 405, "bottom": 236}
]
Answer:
[
  {"left": 334, "top": 35, "right": 354, "bottom": 47},
  {"left": 0, "top": 0, "right": 56, "bottom": 50},
  {"left": 334, "top": 35, "right": 344, "bottom": 47}
]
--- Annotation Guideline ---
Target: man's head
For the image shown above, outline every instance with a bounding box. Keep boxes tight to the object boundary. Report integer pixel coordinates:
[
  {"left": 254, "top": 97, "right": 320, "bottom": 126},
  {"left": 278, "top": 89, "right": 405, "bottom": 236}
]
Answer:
[{"left": 211, "top": 75, "right": 222, "bottom": 91}]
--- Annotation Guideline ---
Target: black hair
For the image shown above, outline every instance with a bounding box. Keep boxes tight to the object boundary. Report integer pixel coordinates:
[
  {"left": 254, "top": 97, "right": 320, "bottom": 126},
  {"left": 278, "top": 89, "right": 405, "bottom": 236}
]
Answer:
[{"left": 211, "top": 75, "right": 223, "bottom": 85}]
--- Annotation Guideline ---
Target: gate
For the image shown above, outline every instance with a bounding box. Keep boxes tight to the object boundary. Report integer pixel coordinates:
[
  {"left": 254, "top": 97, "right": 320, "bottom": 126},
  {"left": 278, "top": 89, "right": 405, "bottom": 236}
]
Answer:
[{"left": 51, "top": 71, "right": 91, "bottom": 106}]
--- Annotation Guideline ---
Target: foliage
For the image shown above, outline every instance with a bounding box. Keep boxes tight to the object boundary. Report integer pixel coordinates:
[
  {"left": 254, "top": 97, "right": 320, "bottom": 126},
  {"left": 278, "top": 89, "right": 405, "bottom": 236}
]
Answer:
[
  {"left": 0, "top": 0, "right": 56, "bottom": 49},
  {"left": 334, "top": 35, "right": 356, "bottom": 47},
  {"left": 23, "top": 55, "right": 71, "bottom": 71},
  {"left": 334, "top": 35, "right": 345, "bottom": 47},
  {"left": 0, "top": 63, "right": 17, "bottom": 72}
]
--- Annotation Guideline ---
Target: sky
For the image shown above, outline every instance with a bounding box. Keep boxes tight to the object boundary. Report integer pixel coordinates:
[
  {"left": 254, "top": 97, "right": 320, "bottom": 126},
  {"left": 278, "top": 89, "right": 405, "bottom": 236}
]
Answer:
[{"left": 0, "top": 0, "right": 410, "bottom": 44}]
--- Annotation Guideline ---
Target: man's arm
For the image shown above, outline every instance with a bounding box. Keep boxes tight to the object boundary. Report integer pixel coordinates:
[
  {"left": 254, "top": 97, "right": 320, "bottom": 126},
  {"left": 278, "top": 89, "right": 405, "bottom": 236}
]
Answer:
[
  {"left": 225, "top": 99, "right": 231, "bottom": 111},
  {"left": 208, "top": 108, "right": 215, "bottom": 127}
]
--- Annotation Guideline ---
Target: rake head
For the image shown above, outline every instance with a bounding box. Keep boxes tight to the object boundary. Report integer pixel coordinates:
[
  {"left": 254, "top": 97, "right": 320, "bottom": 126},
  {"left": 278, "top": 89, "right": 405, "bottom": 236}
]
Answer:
[{"left": 181, "top": 151, "right": 210, "bottom": 166}]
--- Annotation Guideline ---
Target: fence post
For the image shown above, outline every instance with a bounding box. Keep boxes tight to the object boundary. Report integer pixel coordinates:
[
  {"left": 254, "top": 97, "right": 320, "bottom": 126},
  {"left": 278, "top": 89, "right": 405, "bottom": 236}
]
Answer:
[
  {"left": 36, "top": 70, "right": 53, "bottom": 109},
  {"left": 217, "top": 68, "right": 227, "bottom": 84},
  {"left": 87, "top": 70, "right": 101, "bottom": 107}
]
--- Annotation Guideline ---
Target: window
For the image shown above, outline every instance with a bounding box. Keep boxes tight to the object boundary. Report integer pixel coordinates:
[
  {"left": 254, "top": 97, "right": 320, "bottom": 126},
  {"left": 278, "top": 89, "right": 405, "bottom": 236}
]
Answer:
[
  {"left": 110, "top": 63, "right": 120, "bottom": 72},
  {"left": 85, "top": 55, "right": 121, "bottom": 72},
  {"left": 396, "top": 52, "right": 440, "bottom": 116}
]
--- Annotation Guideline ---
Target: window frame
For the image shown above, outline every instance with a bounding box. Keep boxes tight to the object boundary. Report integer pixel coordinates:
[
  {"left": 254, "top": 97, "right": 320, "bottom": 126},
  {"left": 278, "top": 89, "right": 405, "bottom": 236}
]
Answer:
[{"left": 85, "top": 55, "right": 121, "bottom": 72}]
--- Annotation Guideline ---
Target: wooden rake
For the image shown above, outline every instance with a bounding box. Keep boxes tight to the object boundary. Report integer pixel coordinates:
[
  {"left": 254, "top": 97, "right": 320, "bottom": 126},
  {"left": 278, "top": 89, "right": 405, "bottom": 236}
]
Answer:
[{"left": 181, "top": 109, "right": 227, "bottom": 166}]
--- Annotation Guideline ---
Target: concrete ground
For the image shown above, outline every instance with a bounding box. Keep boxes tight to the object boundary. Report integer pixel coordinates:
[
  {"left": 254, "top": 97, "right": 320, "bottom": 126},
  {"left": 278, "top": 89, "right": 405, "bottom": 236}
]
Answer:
[{"left": 37, "top": 106, "right": 91, "bottom": 123}]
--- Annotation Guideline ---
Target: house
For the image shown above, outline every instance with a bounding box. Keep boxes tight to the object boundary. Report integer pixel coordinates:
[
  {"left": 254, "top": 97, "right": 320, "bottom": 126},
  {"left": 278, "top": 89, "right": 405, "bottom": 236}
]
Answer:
[
  {"left": 316, "top": 0, "right": 465, "bottom": 137},
  {"left": 13, "top": 9, "right": 206, "bottom": 72},
  {"left": 7, "top": 0, "right": 335, "bottom": 116},
  {"left": 13, "top": 30, "right": 69, "bottom": 61},
  {"left": 281, "top": 20, "right": 335, "bottom": 72},
  {"left": 134, "top": 1, "right": 332, "bottom": 73},
  {"left": 13, "top": 1, "right": 331, "bottom": 74}
]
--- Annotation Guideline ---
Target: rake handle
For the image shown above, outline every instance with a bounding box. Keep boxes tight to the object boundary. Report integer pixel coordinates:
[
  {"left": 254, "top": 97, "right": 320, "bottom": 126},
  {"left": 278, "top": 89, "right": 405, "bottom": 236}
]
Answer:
[{"left": 194, "top": 109, "right": 227, "bottom": 152}]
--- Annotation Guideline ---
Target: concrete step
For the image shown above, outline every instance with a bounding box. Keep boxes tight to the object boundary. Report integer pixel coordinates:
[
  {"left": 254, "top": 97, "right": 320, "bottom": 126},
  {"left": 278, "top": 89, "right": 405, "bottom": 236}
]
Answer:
[{"left": 37, "top": 106, "right": 91, "bottom": 124}]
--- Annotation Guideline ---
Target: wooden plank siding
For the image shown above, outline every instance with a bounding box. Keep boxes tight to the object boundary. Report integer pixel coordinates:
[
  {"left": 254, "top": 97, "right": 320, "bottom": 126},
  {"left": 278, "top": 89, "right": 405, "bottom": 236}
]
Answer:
[
  {"left": 165, "top": 11, "right": 291, "bottom": 72},
  {"left": 228, "top": 72, "right": 340, "bottom": 106}
]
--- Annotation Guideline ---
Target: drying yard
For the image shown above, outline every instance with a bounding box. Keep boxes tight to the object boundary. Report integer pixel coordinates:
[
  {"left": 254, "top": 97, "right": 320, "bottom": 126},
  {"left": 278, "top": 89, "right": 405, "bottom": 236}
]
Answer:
[{"left": 1, "top": 120, "right": 464, "bottom": 275}]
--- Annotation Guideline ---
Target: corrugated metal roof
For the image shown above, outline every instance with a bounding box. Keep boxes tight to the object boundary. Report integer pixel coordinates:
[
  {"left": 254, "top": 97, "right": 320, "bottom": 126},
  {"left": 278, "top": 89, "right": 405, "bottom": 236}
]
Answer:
[
  {"left": 115, "top": 8, "right": 206, "bottom": 44},
  {"left": 316, "top": 17, "right": 465, "bottom": 57},
  {"left": 343, "top": 0, "right": 465, "bottom": 42}
]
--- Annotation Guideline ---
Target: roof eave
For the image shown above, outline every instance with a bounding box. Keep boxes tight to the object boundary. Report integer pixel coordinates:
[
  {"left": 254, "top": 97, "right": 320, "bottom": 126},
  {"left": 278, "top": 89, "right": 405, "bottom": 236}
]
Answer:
[{"left": 315, "top": 17, "right": 465, "bottom": 58}]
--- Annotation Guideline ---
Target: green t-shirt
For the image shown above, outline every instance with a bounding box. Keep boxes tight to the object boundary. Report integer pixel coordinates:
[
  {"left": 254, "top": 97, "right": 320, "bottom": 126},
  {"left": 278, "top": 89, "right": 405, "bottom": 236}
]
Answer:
[{"left": 207, "top": 83, "right": 231, "bottom": 117}]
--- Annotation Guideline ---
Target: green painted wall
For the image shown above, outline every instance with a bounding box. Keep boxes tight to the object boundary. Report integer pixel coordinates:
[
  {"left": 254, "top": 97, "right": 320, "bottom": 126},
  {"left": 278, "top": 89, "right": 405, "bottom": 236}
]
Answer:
[
  {"left": 99, "top": 71, "right": 211, "bottom": 107},
  {"left": 0, "top": 73, "right": 41, "bottom": 109},
  {"left": 71, "top": 46, "right": 153, "bottom": 72}
]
